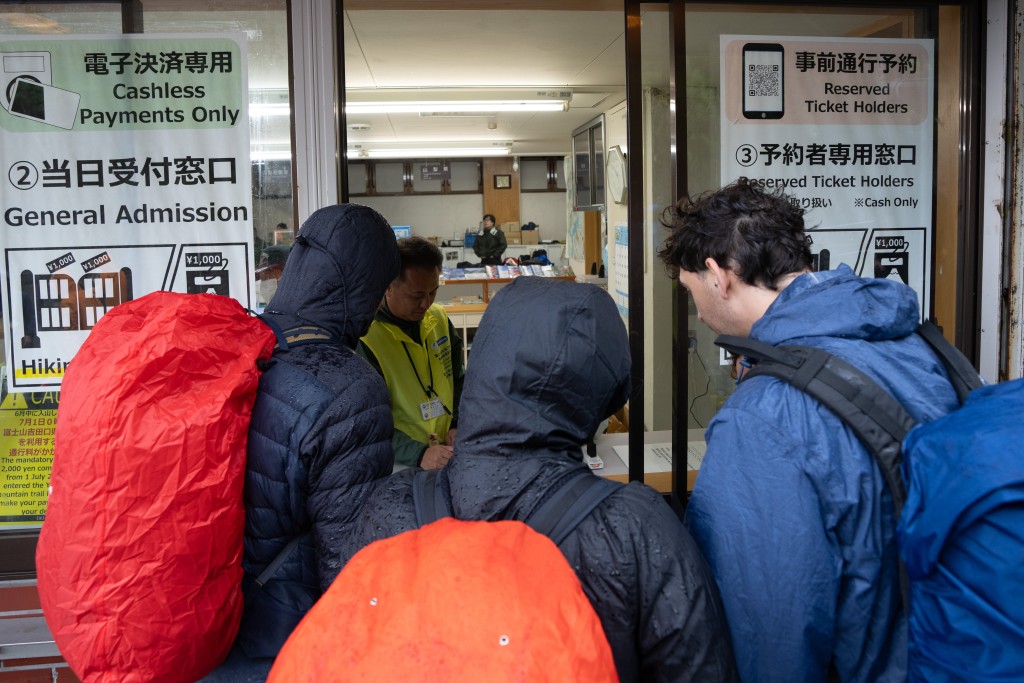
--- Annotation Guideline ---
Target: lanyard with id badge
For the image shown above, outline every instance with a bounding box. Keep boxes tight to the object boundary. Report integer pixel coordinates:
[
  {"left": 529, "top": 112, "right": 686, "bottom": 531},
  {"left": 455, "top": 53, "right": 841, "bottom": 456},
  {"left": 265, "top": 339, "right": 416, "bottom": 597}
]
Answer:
[{"left": 403, "top": 343, "right": 451, "bottom": 423}]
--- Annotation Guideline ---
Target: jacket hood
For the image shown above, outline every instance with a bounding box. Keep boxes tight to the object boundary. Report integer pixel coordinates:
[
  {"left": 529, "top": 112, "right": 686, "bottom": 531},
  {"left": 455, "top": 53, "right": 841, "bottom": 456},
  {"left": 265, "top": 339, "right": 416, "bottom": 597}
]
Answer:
[
  {"left": 264, "top": 204, "right": 400, "bottom": 346},
  {"left": 455, "top": 278, "right": 630, "bottom": 458},
  {"left": 754, "top": 263, "right": 921, "bottom": 345}
]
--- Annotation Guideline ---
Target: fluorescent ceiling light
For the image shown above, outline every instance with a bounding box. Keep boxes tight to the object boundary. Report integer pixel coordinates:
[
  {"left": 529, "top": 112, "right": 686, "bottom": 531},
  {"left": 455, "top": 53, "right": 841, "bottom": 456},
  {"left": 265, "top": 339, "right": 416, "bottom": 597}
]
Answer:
[
  {"left": 345, "top": 88, "right": 572, "bottom": 115},
  {"left": 359, "top": 147, "right": 512, "bottom": 159},
  {"left": 250, "top": 103, "right": 290, "bottom": 118},
  {"left": 251, "top": 150, "right": 292, "bottom": 161},
  {"left": 347, "top": 101, "right": 566, "bottom": 114}
]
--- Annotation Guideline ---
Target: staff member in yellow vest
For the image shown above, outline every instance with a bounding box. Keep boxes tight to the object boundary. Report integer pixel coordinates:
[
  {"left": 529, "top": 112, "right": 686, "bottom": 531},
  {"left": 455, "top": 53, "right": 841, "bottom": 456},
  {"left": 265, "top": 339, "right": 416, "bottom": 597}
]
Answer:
[{"left": 358, "top": 237, "right": 464, "bottom": 470}]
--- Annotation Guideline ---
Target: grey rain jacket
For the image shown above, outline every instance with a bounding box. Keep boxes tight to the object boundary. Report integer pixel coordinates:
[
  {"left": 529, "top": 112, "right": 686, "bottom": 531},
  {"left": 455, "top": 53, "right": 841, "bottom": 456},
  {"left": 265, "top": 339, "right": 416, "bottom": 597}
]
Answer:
[
  {"left": 234, "top": 204, "right": 400, "bottom": 659},
  {"left": 340, "top": 277, "right": 738, "bottom": 683}
]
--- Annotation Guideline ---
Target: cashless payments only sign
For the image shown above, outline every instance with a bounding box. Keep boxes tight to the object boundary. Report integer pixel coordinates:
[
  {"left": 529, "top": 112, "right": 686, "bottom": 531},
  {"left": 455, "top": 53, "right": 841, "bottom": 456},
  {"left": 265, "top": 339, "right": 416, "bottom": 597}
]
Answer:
[
  {"left": 0, "top": 34, "right": 252, "bottom": 527},
  {"left": 721, "top": 36, "right": 934, "bottom": 317},
  {"left": 0, "top": 33, "right": 253, "bottom": 392}
]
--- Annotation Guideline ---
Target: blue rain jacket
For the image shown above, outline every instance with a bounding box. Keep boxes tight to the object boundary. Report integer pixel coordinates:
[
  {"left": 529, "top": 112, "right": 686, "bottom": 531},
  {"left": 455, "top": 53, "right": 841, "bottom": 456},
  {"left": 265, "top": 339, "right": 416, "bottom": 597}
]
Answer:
[
  {"left": 898, "top": 378, "right": 1024, "bottom": 683},
  {"left": 686, "top": 264, "right": 959, "bottom": 683}
]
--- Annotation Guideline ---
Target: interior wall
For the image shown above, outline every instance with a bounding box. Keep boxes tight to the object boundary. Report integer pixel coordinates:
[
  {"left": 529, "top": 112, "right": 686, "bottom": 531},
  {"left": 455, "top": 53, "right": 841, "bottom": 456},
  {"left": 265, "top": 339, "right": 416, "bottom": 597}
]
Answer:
[
  {"left": 359, "top": 194, "right": 485, "bottom": 242},
  {"left": 358, "top": 191, "right": 568, "bottom": 244},
  {"left": 521, "top": 192, "right": 569, "bottom": 240}
]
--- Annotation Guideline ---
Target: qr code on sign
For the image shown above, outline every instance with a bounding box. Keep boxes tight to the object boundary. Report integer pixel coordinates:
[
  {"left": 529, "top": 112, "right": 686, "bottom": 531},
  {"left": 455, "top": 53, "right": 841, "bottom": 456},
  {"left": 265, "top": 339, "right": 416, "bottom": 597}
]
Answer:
[{"left": 748, "top": 64, "right": 780, "bottom": 97}]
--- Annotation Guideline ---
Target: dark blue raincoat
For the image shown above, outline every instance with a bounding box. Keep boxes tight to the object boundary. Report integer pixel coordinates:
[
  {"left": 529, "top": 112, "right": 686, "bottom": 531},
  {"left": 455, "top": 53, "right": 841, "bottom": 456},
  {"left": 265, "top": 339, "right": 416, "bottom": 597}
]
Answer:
[
  {"left": 231, "top": 204, "right": 400, "bottom": 660},
  {"left": 686, "top": 264, "right": 959, "bottom": 683},
  {"left": 340, "top": 277, "right": 739, "bottom": 683}
]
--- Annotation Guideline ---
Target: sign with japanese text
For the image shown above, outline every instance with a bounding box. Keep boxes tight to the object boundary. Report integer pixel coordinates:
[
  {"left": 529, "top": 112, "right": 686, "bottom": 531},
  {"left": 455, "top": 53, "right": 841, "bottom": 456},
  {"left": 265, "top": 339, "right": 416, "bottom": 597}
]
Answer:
[
  {"left": 721, "top": 35, "right": 934, "bottom": 317},
  {"left": 0, "top": 387, "right": 57, "bottom": 527},
  {"left": 1, "top": 33, "right": 253, "bottom": 394},
  {"left": 420, "top": 162, "right": 450, "bottom": 181},
  {"left": 0, "top": 34, "right": 251, "bottom": 527}
]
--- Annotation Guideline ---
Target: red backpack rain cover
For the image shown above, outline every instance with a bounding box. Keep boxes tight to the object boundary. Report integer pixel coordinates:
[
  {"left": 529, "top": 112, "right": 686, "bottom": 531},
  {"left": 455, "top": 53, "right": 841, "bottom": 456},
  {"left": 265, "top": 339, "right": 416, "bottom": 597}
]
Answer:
[
  {"left": 269, "top": 518, "right": 619, "bottom": 682},
  {"left": 36, "top": 291, "right": 276, "bottom": 683}
]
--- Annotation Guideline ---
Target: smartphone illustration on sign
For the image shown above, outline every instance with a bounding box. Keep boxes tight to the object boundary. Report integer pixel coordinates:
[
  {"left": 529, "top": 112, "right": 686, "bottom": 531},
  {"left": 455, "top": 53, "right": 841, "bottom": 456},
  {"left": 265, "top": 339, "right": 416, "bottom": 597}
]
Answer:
[
  {"left": 7, "top": 76, "right": 80, "bottom": 129},
  {"left": 742, "top": 42, "right": 784, "bottom": 120},
  {"left": 1, "top": 51, "right": 51, "bottom": 111}
]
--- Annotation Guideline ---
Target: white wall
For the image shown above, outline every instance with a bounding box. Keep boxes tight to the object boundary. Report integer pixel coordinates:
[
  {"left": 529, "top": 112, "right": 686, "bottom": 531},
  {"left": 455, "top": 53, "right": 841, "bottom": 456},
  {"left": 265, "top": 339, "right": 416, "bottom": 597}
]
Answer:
[
  {"left": 357, "top": 190, "right": 568, "bottom": 244},
  {"left": 521, "top": 192, "right": 568, "bottom": 242},
  {"left": 357, "top": 194, "right": 483, "bottom": 243}
]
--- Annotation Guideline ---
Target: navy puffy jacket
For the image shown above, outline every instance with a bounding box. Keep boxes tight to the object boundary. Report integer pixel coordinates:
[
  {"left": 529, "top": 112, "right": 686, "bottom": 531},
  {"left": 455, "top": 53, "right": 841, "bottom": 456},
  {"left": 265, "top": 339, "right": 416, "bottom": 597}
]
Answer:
[{"left": 235, "top": 205, "right": 400, "bottom": 658}]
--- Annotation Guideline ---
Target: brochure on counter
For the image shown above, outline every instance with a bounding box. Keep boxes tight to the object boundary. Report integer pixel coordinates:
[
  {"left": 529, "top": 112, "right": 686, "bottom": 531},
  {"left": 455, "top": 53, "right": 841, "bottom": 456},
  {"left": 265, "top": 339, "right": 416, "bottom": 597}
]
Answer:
[{"left": 442, "top": 263, "right": 574, "bottom": 281}]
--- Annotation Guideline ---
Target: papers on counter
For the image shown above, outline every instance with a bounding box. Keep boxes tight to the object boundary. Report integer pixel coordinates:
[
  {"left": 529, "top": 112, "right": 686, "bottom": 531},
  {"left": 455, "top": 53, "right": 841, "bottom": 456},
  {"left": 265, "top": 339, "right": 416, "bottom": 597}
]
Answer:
[{"left": 611, "top": 441, "right": 705, "bottom": 473}]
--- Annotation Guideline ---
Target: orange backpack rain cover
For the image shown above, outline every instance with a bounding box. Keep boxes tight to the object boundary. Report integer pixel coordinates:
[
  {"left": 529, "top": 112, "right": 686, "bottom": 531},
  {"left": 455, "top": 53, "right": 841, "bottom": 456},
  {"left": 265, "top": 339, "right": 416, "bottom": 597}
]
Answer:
[
  {"left": 268, "top": 517, "right": 619, "bottom": 683},
  {"left": 36, "top": 291, "right": 276, "bottom": 683}
]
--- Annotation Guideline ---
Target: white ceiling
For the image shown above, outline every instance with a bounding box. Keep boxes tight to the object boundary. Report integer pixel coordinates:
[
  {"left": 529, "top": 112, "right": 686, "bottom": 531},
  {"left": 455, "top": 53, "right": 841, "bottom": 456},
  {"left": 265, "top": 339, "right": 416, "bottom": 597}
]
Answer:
[
  {"left": 341, "top": 8, "right": 627, "bottom": 156},
  {"left": 338, "top": 5, "right": 906, "bottom": 157}
]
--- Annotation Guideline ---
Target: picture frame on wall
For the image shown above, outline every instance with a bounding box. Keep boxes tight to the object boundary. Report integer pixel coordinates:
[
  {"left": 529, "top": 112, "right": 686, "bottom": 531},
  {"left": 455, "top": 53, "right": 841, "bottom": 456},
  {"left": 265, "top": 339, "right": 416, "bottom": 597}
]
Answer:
[{"left": 494, "top": 174, "right": 511, "bottom": 189}]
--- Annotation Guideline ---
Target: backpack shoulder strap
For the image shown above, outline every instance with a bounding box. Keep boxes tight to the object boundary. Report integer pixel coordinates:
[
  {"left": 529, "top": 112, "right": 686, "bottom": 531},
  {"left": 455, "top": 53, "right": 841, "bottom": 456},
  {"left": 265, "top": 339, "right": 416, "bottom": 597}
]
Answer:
[
  {"left": 715, "top": 335, "right": 913, "bottom": 518},
  {"left": 258, "top": 314, "right": 340, "bottom": 352},
  {"left": 917, "top": 320, "right": 983, "bottom": 402},
  {"left": 525, "top": 471, "right": 621, "bottom": 546},
  {"left": 412, "top": 468, "right": 619, "bottom": 547},
  {"left": 412, "top": 469, "right": 452, "bottom": 527},
  {"left": 716, "top": 334, "right": 916, "bottom": 610}
]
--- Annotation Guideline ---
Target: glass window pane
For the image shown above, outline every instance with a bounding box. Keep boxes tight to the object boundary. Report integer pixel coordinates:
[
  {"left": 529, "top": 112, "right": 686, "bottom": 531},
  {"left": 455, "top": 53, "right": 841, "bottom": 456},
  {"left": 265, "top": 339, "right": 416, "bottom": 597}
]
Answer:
[
  {"left": 681, "top": 6, "right": 933, "bottom": 433},
  {"left": 0, "top": 1, "right": 288, "bottom": 553},
  {"left": 348, "top": 161, "right": 368, "bottom": 195},
  {"left": 375, "top": 162, "right": 405, "bottom": 193},
  {"left": 574, "top": 129, "right": 592, "bottom": 207},
  {"left": 449, "top": 161, "right": 480, "bottom": 192},
  {"left": 138, "top": 2, "right": 292, "bottom": 285},
  {"left": 521, "top": 158, "right": 550, "bottom": 190}
]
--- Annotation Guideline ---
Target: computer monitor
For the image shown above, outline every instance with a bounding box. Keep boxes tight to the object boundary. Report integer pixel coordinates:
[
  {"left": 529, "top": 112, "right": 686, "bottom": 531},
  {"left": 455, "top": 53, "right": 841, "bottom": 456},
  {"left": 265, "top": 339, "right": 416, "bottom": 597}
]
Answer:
[{"left": 392, "top": 226, "right": 412, "bottom": 239}]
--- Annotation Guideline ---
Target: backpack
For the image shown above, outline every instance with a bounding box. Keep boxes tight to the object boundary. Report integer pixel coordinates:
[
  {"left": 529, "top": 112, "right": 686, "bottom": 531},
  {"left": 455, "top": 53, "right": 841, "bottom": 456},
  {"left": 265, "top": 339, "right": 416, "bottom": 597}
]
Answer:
[
  {"left": 716, "top": 321, "right": 1024, "bottom": 682},
  {"left": 37, "top": 291, "right": 277, "bottom": 683},
  {"left": 267, "top": 517, "right": 619, "bottom": 682}
]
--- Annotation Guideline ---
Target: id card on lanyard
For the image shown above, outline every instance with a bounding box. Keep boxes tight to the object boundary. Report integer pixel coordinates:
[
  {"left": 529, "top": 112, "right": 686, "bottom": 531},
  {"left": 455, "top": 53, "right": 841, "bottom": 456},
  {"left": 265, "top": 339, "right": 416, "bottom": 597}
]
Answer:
[{"left": 420, "top": 398, "right": 447, "bottom": 421}]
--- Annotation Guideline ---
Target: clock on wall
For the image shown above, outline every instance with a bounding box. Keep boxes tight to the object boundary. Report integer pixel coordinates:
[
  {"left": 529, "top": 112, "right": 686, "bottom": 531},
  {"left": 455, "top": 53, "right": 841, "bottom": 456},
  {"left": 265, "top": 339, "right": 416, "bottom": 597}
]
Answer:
[{"left": 606, "top": 145, "right": 627, "bottom": 204}]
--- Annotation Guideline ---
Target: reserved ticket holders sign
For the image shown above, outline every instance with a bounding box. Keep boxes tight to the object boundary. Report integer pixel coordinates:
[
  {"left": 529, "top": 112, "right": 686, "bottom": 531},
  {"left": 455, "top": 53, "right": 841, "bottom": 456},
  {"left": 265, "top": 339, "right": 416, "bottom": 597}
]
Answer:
[{"left": 721, "top": 35, "right": 934, "bottom": 319}]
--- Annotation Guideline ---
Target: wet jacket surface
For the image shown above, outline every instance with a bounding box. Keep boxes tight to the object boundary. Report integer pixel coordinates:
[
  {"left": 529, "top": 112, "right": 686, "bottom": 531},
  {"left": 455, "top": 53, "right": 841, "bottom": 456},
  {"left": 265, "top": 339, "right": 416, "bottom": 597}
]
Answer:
[
  {"left": 235, "top": 204, "right": 400, "bottom": 659},
  {"left": 686, "top": 265, "right": 959, "bottom": 683},
  {"left": 341, "top": 277, "right": 738, "bottom": 683}
]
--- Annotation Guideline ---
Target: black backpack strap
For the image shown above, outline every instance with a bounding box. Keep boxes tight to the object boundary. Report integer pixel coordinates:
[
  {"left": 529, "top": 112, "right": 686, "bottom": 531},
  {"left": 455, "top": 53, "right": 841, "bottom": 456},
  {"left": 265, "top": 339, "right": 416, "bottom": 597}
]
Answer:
[
  {"left": 716, "top": 334, "right": 915, "bottom": 610},
  {"left": 413, "top": 468, "right": 619, "bottom": 547},
  {"left": 715, "top": 335, "right": 913, "bottom": 518},
  {"left": 917, "top": 320, "right": 983, "bottom": 402},
  {"left": 412, "top": 469, "right": 452, "bottom": 527},
  {"left": 525, "top": 471, "right": 621, "bottom": 546}
]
